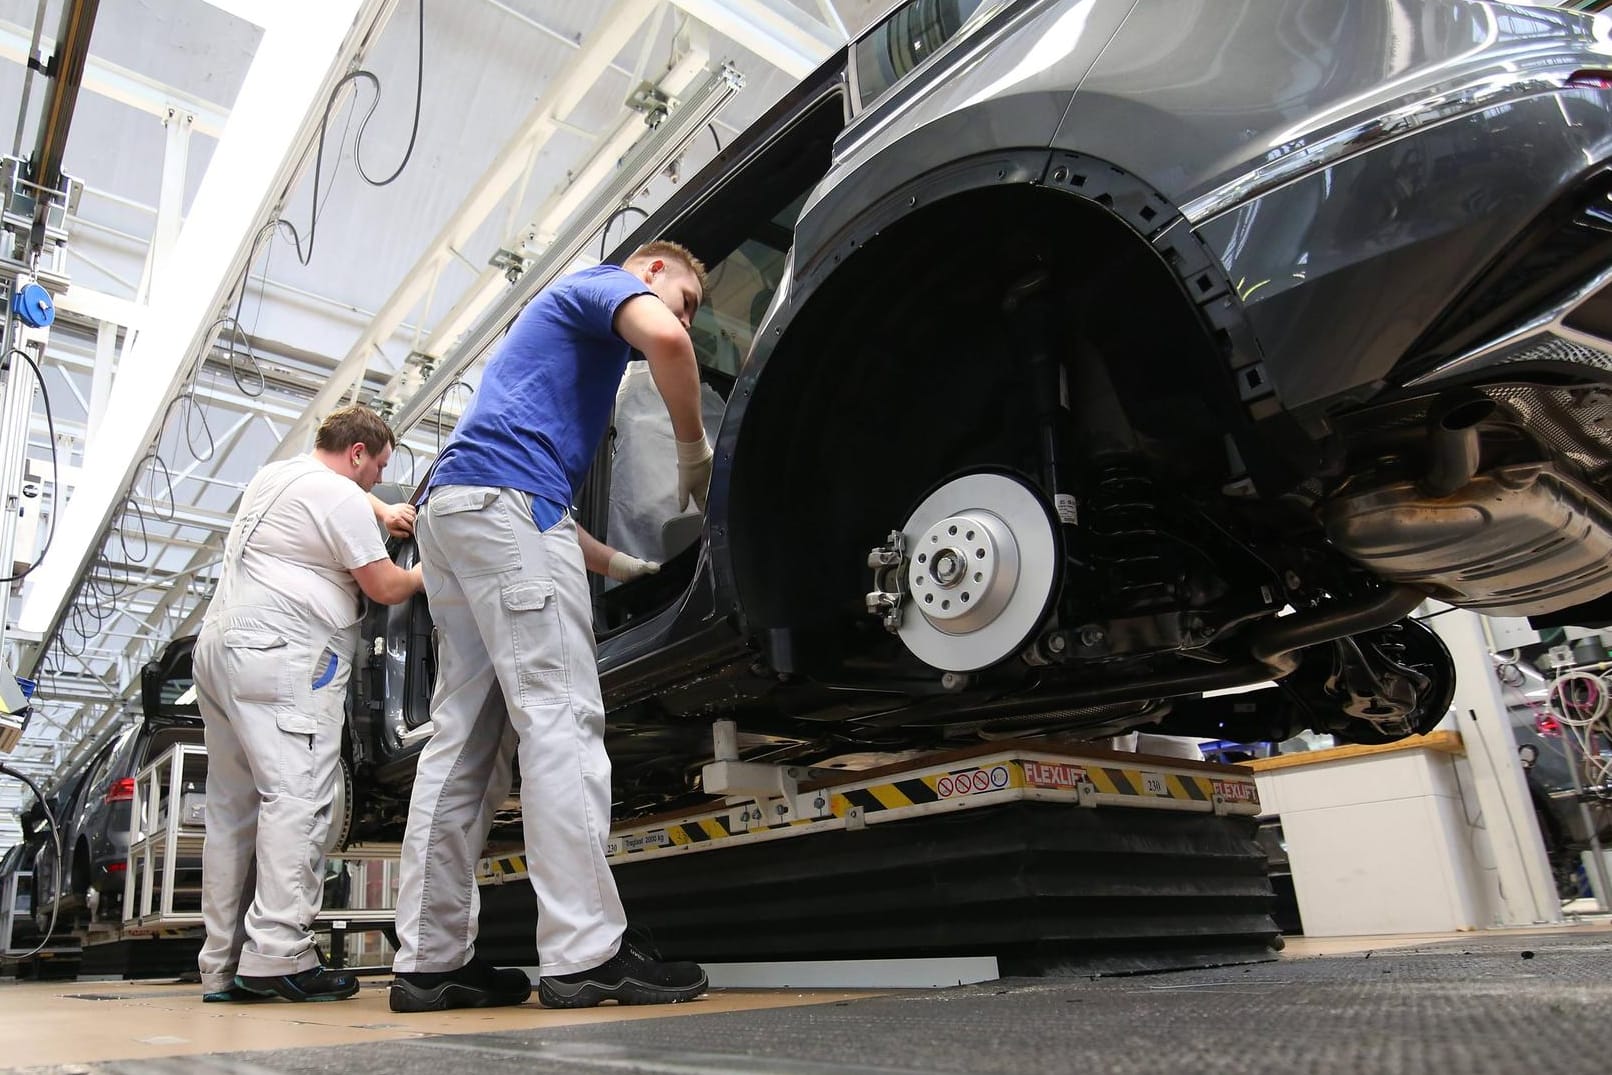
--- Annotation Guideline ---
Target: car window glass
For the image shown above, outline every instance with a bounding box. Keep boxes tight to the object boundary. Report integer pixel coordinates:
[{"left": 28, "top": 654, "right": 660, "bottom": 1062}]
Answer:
[
  {"left": 153, "top": 659, "right": 199, "bottom": 717},
  {"left": 688, "top": 193, "right": 808, "bottom": 378},
  {"left": 854, "top": 0, "right": 989, "bottom": 109},
  {"left": 87, "top": 738, "right": 123, "bottom": 791}
]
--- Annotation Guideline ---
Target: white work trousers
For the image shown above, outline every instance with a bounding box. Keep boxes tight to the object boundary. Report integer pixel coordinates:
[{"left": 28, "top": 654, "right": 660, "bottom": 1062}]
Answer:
[
  {"left": 193, "top": 610, "right": 352, "bottom": 992},
  {"left": 392, "top": 487, "right": 625, "bottom": 976}
]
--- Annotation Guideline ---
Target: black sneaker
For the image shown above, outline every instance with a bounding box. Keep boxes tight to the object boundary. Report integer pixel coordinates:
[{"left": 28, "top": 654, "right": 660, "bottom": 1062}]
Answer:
[
  {"left": 202, "top": 983, "right": 271, "bottom": 1003},
  {"left": 235, "top": 966, "right": 359, "bottom": 1002},
  {"left": 537, "top": 933, "right": 707, "bottom": 1009},
  {"left": 390, "top": 955, "right": 533, "bottom": 1012}
]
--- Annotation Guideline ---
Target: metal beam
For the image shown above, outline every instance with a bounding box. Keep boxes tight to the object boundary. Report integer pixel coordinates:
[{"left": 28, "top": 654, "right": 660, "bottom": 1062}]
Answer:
[
  {"left": 0, "top": 18, "right": 232, "bottom": 138},
  {"left": 392, "top": 61, "right": 745, "bottom": 433},
  {"left": 256, "top": 0, "right": 661, "bottom": 467},
  {"left": 665, "top": 0, "right": 841, "bottom": 78},
  {"left": 417, "top": 48, "right": 715, "bottom": 362},
  {"left": 15, "top": 0, "right": 399, "bottom": 668}
]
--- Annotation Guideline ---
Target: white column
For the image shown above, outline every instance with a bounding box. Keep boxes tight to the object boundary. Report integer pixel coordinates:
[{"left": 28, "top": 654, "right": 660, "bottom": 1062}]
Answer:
[
  {"left": 15, "top": 0, "right": 393, "bottom": 656},
  {"left": 1430, "top": 607, "right": 1563, "bottom": 926},
  {"left": 133, "top": 107, "right": 194, "bottom": 309}
]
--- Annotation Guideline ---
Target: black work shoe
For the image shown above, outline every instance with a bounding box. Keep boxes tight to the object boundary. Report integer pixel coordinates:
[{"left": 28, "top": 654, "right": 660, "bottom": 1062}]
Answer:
[
  {"left": 537, "top": 933, "right": 707, "bottom": 1009},
  {"left": 389, "top": 955, "right": 533, "bottom": 1012},
  {"left": 202, "top": 983, "right": 271, "bottom": 1003},
  {"left": 235, "top": 966, "right": 360, "bottom": 1002}
]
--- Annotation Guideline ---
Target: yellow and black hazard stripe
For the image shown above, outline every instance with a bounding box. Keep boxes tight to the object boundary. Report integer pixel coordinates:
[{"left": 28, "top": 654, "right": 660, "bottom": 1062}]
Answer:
[
  {"left": 664, "top": 815, "right": 735, "bottom": 845},
  {"left": 831, "top": 776, "right": 942, "bottom": 815},
  {"left": 1081, "top": 766, "right": 1221, "bottom": 803}
]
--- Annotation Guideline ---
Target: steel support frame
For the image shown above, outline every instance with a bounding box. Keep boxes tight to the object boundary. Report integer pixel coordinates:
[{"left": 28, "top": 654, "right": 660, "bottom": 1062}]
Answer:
[
  {"left": 665, "top": 0, "right": 841, "bottom": 78},
  {"left": 16, "top": 0, "right": 400, "bottom": 668},
  {"left": 257, "top": 0, "right": 662, "bottom": 468},
  {"left": 392, "top": 60, "right": 745, "bottom": 434}
]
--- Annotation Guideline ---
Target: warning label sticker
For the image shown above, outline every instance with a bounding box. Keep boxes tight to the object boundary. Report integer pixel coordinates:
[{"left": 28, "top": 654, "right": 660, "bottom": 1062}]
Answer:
[
  {"left": 610, "top": 830, "right": 671, "bottom": 855},
  {"left": 935, "top": 765, "right": 1012, "bottom": 798}
]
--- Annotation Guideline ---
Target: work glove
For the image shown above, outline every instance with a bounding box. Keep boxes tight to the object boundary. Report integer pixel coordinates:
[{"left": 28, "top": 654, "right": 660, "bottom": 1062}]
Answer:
[
  {"left": 676, "top": 435, "right": 714, "bottom": 513},
  {"left": 607, "top": 551, "right": 661, "bottom": 583}
]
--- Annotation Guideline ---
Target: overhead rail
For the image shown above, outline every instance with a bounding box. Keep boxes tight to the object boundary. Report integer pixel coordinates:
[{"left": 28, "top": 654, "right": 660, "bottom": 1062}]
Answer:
[{"left": 392, "top": 61, "right": 744, "bottom": 435}]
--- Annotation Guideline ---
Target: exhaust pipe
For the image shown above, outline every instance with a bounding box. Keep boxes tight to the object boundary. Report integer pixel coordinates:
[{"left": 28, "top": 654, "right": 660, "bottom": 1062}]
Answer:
[
  {"left": 1248, "top": 585, "right": 1427, "bottom": 677},
  {"left": 1421, "top": 394, "right": 1495, "bottom": 497}
]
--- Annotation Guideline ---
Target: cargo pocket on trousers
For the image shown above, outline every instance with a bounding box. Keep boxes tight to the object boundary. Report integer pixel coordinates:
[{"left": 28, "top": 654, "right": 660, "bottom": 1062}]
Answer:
[
  {"left": 503, "top": 579, "right": 568, "bottom": 708},
  {"left": 429, "top": 486, "right": 515, "bottom": 578},
  {"left": 223, "top": 628, "right": 294, "bottom": 706}
]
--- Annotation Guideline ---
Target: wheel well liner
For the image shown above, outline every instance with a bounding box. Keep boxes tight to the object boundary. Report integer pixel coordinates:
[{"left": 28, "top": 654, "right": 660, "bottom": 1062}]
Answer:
[{"left": 715, "top": 151, "right": 1269, "bottom": 662}]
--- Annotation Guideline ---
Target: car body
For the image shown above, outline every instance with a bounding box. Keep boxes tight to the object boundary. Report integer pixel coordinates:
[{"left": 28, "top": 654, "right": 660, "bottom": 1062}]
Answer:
[
  {"left": 31, "top": 639, "right": 203, "bottom": 926},
  {"left": 344, "top": 0, "right": 1612, "bottom": 831}
]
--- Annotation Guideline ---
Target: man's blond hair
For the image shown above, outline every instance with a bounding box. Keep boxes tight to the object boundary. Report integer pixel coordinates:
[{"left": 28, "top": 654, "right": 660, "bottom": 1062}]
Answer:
[{"left": 629, "top": 240, "right": 708, "bottom": 297}]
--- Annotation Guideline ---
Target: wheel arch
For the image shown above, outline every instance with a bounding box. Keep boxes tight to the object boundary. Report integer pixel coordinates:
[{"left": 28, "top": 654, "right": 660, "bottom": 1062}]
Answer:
[{"left": 708, "top": 150, "right": 1272, "bottom": 672}]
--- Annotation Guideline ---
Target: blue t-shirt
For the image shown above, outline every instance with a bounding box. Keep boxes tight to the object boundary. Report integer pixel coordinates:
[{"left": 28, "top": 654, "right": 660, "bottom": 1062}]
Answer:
[{"left": 430, "top": 266, "right": 652, "bottom": 517}]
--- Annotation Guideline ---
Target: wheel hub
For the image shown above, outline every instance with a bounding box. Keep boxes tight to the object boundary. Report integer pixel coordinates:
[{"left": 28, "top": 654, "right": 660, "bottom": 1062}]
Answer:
[{"left": 908, "top": 510, "right": 1019, "bottom": 633}]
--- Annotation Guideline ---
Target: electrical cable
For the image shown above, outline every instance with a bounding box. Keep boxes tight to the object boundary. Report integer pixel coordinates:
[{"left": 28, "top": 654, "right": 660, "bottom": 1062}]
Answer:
[
  {"left": 0, "top": 349, "right": 59, "bottom": 583},
  {"left": 600, "top": 205, "right": 650, "bottom": 261},
  {"left": 394, "top": 440, "right": 418, "bottom": 487},
  {"left": 136, "top": 451, "right": 177, "bottom": 523},
  {"left": 177, "top": 364, "right": 217, "bottom": 463},
  {"left": 207, "top": 313, "right": 265, "bottom": 399},
  {"left": 113, "top": 496, "right": 150, "bottom": 565},
  {"left": 274, "top": 0, "right": 425, "bottom": 267},
  {"left": 435, "top": 381, "right": 474, "bottom": 457},
  {"left": 0, "top": 761, "right": 63, "bottom": 960},
  {"left": 1547, "top": 666, "right": 1612, "bottom": 790},
  {"left": 708, "top": 122, "right": 722, "bottom": 154}
]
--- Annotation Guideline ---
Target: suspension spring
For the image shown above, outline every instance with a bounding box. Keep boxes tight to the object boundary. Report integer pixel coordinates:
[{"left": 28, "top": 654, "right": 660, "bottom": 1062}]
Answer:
[{"left": 1085, "top": 459, "right": 1183, "bottom": 614}]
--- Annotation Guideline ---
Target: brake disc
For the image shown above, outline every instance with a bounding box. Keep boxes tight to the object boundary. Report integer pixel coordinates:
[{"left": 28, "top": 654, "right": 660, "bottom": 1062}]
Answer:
[{"left": 892, "top": 472, "right": 1059, "bottom": 672}]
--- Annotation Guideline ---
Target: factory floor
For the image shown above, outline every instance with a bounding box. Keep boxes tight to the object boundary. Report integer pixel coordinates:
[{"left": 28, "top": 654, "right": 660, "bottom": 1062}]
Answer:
[{"left": 3, "top": 923, "right": 1611, "bottom": 1074}]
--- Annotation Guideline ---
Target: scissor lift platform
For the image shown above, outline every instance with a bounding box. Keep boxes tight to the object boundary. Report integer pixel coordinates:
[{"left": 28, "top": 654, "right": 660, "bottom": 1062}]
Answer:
[{"left": 475, "top": 740, "right": 1278, "bottom": 975}]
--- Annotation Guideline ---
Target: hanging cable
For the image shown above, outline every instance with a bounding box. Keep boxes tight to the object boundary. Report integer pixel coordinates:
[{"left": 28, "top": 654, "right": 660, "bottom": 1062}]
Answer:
[
  {"left": 394, "top": 440, "right": 418, "bottom": 487},
  {"left": 275, "top": 0, "right": 425, "bottom": 267},
  {"left": 435, "top": 381, "right": 474, "bottom": 457},
  {"left": 113, "top": 496, "right": 150, "bottom": 565},
  {"left": 136, "top": 451, "right": 177, "bottom": 523},
  {"left": 600, "top": 205, "right": 649, "bottom": 261}
]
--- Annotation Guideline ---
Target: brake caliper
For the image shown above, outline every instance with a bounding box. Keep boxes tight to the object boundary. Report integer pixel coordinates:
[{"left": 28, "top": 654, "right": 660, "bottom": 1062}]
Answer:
[{"left": 865, "top": 530, "right": 908, "bottom": 633}]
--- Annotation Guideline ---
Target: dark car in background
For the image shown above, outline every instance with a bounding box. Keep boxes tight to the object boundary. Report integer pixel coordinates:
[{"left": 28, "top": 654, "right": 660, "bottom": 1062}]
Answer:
[
  {"left": 339, "top": 0, "right": 1612, "bottom": 832},
  {"left": 30, "top": 638, "right": 203, "bottom": 929}
]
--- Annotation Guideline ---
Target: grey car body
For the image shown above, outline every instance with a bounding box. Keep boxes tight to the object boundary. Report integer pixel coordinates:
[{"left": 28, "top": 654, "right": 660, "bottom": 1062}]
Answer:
[{"left": 353, "top": 0, "right": 1612, "bottom": 827}]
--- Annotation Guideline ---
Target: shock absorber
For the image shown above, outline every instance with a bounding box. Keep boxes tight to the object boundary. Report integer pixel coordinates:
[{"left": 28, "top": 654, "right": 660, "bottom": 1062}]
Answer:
[{"left": 1002, "top": 270, "right": 1077, "bottom": 531}]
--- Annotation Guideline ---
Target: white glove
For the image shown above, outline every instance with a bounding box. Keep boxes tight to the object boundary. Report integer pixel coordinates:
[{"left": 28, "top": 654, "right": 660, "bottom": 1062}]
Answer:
[
  {"left": 676, "top": 435, "right": 714, "bottom": 513},
  {"left": 607, "top": 551, "right": 661, "bottom": 582}
]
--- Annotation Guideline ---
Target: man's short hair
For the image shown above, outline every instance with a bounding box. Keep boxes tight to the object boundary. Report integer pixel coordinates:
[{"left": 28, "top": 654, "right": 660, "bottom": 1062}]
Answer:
[
  {"left": 315, "top": 404, "right": 395, "bottom": 455},
  {"left": 631, "top": 240, "right": 709, "bottom": 297}
]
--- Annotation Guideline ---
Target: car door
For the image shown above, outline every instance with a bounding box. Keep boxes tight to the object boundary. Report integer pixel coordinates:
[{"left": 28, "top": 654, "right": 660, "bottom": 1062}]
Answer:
[{"left": 579, "top": 60, "right": 849, "bottom": 647}]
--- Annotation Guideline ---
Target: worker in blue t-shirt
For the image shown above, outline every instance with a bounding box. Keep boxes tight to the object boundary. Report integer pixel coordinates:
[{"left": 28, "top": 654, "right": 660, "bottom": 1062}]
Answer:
[{"left": 390, "top": 242, "right": 712, "bottom": 1013}]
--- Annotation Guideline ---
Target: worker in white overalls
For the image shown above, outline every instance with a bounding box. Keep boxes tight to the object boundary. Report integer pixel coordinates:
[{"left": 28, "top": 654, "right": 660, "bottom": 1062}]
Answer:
[{"left": 194, "top": 405, "right": 424, "bottom": 1002}]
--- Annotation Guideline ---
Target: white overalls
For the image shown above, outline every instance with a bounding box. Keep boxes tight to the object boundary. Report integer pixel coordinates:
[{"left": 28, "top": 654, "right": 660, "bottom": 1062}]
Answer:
[
  {"left": 194, "top": 462, "right": 362, "bottom": 993},
  {"left": 392, "top": 487, "right": 626, "bottom": 976}
]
